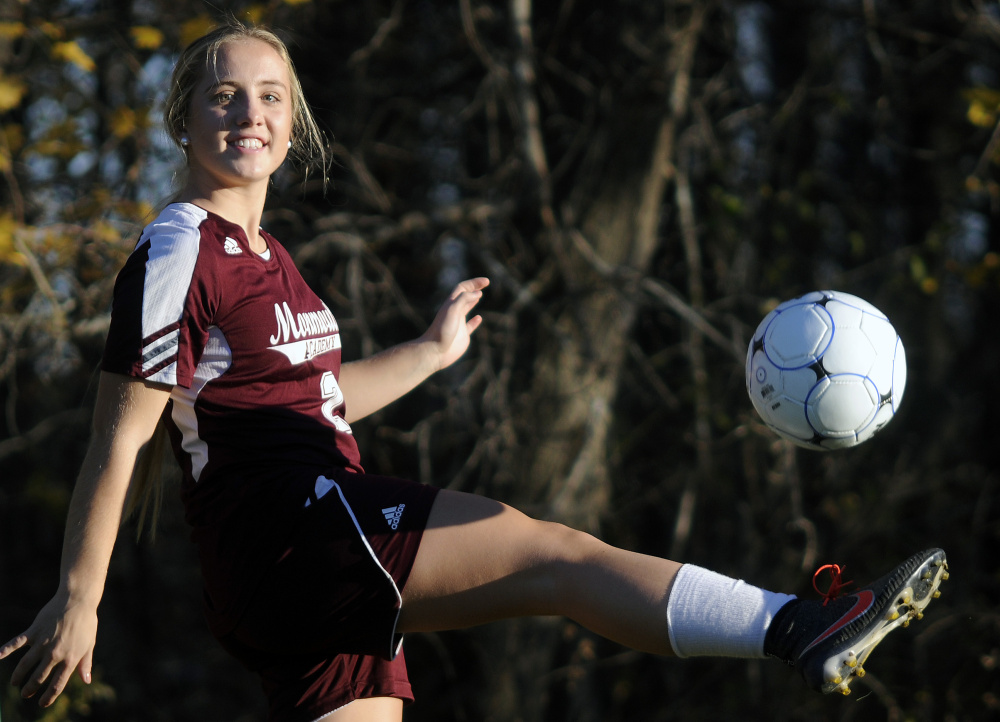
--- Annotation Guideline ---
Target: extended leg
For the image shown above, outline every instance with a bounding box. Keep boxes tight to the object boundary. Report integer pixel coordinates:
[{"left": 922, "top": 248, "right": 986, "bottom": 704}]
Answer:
[
  {"left": 396, "top": 490, "right": 950, "bottom": 697},
  {"left": 397, "top": 489, "right": 682, "bottom": 655}
]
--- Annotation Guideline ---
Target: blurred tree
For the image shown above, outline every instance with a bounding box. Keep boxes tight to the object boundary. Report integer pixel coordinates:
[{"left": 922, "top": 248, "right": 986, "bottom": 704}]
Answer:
[{"left": 2, "top": 0, "right": 999, "bottom": 721}]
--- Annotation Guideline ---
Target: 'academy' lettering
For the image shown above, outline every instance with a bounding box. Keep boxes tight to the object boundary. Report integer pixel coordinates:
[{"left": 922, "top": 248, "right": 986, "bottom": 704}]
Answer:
[{"left": 268, "top": 301, "right": 341, "bottom": 365}]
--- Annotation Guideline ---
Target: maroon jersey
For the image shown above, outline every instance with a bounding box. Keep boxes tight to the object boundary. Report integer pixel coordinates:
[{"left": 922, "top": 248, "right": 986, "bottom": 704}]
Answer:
[
  {"left": 104, "top": 201, "right": 362, "bottom": 485},
  {"left": 103, "top": 203, "right": 365, "bottom": 625}
]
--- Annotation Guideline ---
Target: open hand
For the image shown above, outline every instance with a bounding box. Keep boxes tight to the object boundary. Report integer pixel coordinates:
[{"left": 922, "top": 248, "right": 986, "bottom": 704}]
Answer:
[
  {"left": 1, "top": 593, "right": 97, "bottom": 707},
  {"left": 421, "top": 277, "right": 490, "bottom": 371}
]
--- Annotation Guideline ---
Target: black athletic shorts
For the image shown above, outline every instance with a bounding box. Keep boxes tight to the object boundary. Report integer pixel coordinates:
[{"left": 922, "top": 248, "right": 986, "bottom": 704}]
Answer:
[{"left": 213, "top": 468, "right": 440, "bottom": 722}]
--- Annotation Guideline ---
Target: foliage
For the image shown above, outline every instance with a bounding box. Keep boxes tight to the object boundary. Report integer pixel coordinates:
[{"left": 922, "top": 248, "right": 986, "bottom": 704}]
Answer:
[{"left": 2, "top": 0, "right": 999, "bottom": 721}]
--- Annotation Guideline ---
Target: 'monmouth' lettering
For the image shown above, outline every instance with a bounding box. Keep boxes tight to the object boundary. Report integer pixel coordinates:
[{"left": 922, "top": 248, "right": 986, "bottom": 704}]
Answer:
[
  {"left": 269, "top": 302, "right": 339, "bottom": 345},
  {"left": 268, "top": 302, "right": 341, "bottom": 365}
]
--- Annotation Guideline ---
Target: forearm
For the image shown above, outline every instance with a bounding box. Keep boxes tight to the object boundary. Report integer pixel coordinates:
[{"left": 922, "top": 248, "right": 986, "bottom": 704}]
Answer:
[
  {"left": 56, "top": 446, "right": 135, "bottom": 608},
  {"left": 339, "top": 338, "right": 440, "bottom": 423}
]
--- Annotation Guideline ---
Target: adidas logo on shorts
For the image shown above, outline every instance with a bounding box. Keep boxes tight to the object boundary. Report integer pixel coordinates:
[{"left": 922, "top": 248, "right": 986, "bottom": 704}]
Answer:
[{"left": 383, "top": 504, "right": 405, "bottom": 530}]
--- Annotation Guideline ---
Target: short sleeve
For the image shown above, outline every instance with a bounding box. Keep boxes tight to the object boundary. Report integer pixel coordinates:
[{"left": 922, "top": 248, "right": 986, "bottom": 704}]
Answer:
[{"left": 101, "top": 204, "right": 216, "bottom": 388}]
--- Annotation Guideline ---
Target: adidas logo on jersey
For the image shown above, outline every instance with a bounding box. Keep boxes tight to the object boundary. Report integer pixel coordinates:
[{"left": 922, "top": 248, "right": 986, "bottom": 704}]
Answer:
[
  {"left": 383, "top": 504, "right": 405, "bottom": 530},
  {"left": 224, "top": 237, "right": 243, "bottom": 255}
]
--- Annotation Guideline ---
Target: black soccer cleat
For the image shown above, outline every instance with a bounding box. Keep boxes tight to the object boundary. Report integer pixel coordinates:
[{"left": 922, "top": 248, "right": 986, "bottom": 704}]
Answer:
[{"left": 764, "top": 548, "right": 948, "bottom": 695}]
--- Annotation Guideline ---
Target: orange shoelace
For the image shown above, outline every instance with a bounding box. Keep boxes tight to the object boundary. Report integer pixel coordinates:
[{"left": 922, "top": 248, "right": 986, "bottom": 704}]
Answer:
[{"left": 812, "top": 563, "right": 855, "bottom": 606}]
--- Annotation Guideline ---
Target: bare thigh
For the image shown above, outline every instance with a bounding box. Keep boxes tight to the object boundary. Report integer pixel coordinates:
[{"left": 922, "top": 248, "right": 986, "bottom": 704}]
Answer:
[
  {"left": 320, "top": 697, "right": 403, "bottom": 722},
  {"left": 398, "top": 489, "right": 564, "bottom": 630},
  {"left": 397, "top": 489, "right": 680, "bottom": 655}
]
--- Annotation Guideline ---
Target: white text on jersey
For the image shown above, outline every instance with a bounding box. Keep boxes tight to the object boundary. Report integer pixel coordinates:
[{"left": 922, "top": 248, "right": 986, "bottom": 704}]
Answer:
[{"left": 268, "top": 302, "right": 342, "bottom": 365}]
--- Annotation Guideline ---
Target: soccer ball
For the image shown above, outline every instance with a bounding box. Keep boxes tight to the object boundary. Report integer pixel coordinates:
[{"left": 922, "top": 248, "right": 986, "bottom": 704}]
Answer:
[{"left": 745, "top": 290, "right": 906, "bottom": 450}]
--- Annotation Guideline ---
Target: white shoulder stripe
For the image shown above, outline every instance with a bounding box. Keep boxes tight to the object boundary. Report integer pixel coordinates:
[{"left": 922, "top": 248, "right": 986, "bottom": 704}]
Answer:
[
  {"left": 139, "top": 204, "right": 208, "bottom": 361},
  {"left": 141, "top": 328, "right": 180, "bottom": 373}
]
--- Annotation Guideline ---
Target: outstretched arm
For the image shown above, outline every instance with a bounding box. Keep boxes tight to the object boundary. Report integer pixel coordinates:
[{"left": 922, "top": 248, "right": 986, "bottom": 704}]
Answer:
[
  {"left": 338, "top": 277, "right": 489, "bottom": 423},
  {"left": 0, "top": 372, "right": 171, "bottom": 707}
]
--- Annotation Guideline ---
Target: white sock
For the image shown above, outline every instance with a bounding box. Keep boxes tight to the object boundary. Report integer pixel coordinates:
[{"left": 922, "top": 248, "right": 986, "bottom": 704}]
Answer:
[{"left": 665, "top": 564, "right": 796, "bottom": 659}]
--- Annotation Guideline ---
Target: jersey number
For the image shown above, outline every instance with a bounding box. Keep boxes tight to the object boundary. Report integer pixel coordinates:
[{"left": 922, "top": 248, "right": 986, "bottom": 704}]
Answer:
[{"left": 320, "top": 371, "right": 353, "bottom": 434}]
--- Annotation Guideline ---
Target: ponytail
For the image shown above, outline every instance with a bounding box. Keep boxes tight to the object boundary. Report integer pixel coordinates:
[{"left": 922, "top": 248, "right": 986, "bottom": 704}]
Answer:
[{"left": 124, "top": 416, "right": 174, "bottom": 541}]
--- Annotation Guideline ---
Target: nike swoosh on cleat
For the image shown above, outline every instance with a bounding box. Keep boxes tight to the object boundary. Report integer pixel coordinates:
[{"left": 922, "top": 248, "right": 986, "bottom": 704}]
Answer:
[{"left": 802, "top": 590, "right": 875, "bottom": 654}]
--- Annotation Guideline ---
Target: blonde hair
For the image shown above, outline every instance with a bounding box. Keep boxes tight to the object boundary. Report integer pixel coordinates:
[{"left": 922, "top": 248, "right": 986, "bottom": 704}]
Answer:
[
  {"left": 125, "top": 419, "right": 173, "bottom": 540},
  {"left": 164, "top": 19, "right": 329, "bottom": 186}
]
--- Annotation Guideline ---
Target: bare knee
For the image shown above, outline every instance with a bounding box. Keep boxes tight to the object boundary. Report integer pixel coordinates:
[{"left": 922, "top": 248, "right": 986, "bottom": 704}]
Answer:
[{"left": 525, "top": 519, "right": 609, "bottom": 609}]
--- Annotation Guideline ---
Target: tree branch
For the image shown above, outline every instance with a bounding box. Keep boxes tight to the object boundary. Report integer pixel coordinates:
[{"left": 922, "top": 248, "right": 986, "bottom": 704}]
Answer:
[
  {"left": 510, "top": 0, "right": 556, "bottom": 229},
  {"left": 0, "top": 408, "right": 91, "bottom": 462}
]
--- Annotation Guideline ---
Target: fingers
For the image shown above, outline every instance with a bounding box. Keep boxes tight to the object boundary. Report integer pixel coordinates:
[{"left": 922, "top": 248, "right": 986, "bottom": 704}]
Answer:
[
  {"left": 437, "top": 279, "right": 487, "bottom": 328},
  {"left": 7, "top": 633, "right": 38, "bottom": 689},
  {"left": 449, "top": 278, "right": 488, "bottom": 322},
  {"left": 37, "top": 661, "right": 74, "bottom": 707},
  {"left": 0, "top": 632, "right": 29, "bottom": 659},
  {"left": 450, "top": 276, "right": 490, "bottom": 300},
  {"left": 78, "top": 648, "right": 94, "bottom": 684},
  {"left": 3, "top": 631, "right": 91, "bottom": 707},
  {"left": 9, "top": 643, "right": 76, "bottom": 707},
  {"left": 12, "top": 646, "right": 51, "bottom": 699}
]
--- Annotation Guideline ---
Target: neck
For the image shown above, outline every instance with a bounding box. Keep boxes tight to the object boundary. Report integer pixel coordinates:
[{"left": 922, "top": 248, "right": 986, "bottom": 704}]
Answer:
[{"left": 177, "top": 183, "right": 269, "bottom": 252}]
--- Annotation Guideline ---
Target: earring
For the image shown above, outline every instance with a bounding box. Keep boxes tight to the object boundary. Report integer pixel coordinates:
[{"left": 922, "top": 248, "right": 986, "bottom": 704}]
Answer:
[
  {"left": 287, "top": 140, "right": 292, "bottom": 149},
  {"left": 180, "top": 135, "right": 190, "bottom": 147}
]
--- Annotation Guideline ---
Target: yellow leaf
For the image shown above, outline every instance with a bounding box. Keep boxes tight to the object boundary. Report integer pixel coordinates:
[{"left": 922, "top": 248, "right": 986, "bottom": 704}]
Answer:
[
  {"left": 41, "top": 228, "right": 76, "bottom": 261},
  {"left": 115, "top": 200, "right": 154, "bottom": 224},
  {"left": 3, "top": 124, "right": 24, "bottom": 153},
  {"left": 90, "top": 220, "right": 121, "bottom": 244},
  {"left": 31, "top": 119, "right": 86, "bottom": 160},
  {"left": 962, "top": 87, "right": 1000, "bottom": 128},
  {"left": 0, "top": 76, "right": 27, "bottom": 112},
  {"left": 91, "top": 187, "right": 111, "bottom": 207},
  {"left": 0, "top": 214, "right": 27, "bottom": 267},
  {"left": 136, "top": 200, "right": 154, "bottom": 223},
  {"left": 0, "top": 22, "right": 26, "bottom": 40},
  {"left": 37, "top": 21, "right": 64, "bottom": 40},
  {"left": 52, "top": 41, "right": 96, "bottom": 73},
  {"left": 283, "top": 0, "right": 313, "bottom": 5},
  {"left": 110, "top": 106, "right": 137, "bottom": 138},
  {"left": 180, "top": 16, "right": 217, "bottom": 48},
  {"left": 130, "top": 25, "right": 164, "bottom": 50},
  {"left": 968, "top": 101, "right": 996, "bottom": 128}
]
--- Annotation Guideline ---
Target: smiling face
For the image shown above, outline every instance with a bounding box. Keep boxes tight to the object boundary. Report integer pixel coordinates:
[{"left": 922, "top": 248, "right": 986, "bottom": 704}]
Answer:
[{"left": 183, "top": 38, "right": 293, "bottom": 196}]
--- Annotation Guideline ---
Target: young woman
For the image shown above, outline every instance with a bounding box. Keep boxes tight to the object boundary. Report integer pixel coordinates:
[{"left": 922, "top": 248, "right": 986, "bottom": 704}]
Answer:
[{"left": 1, "top": 22, "right": 948, "bottom": 722}]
